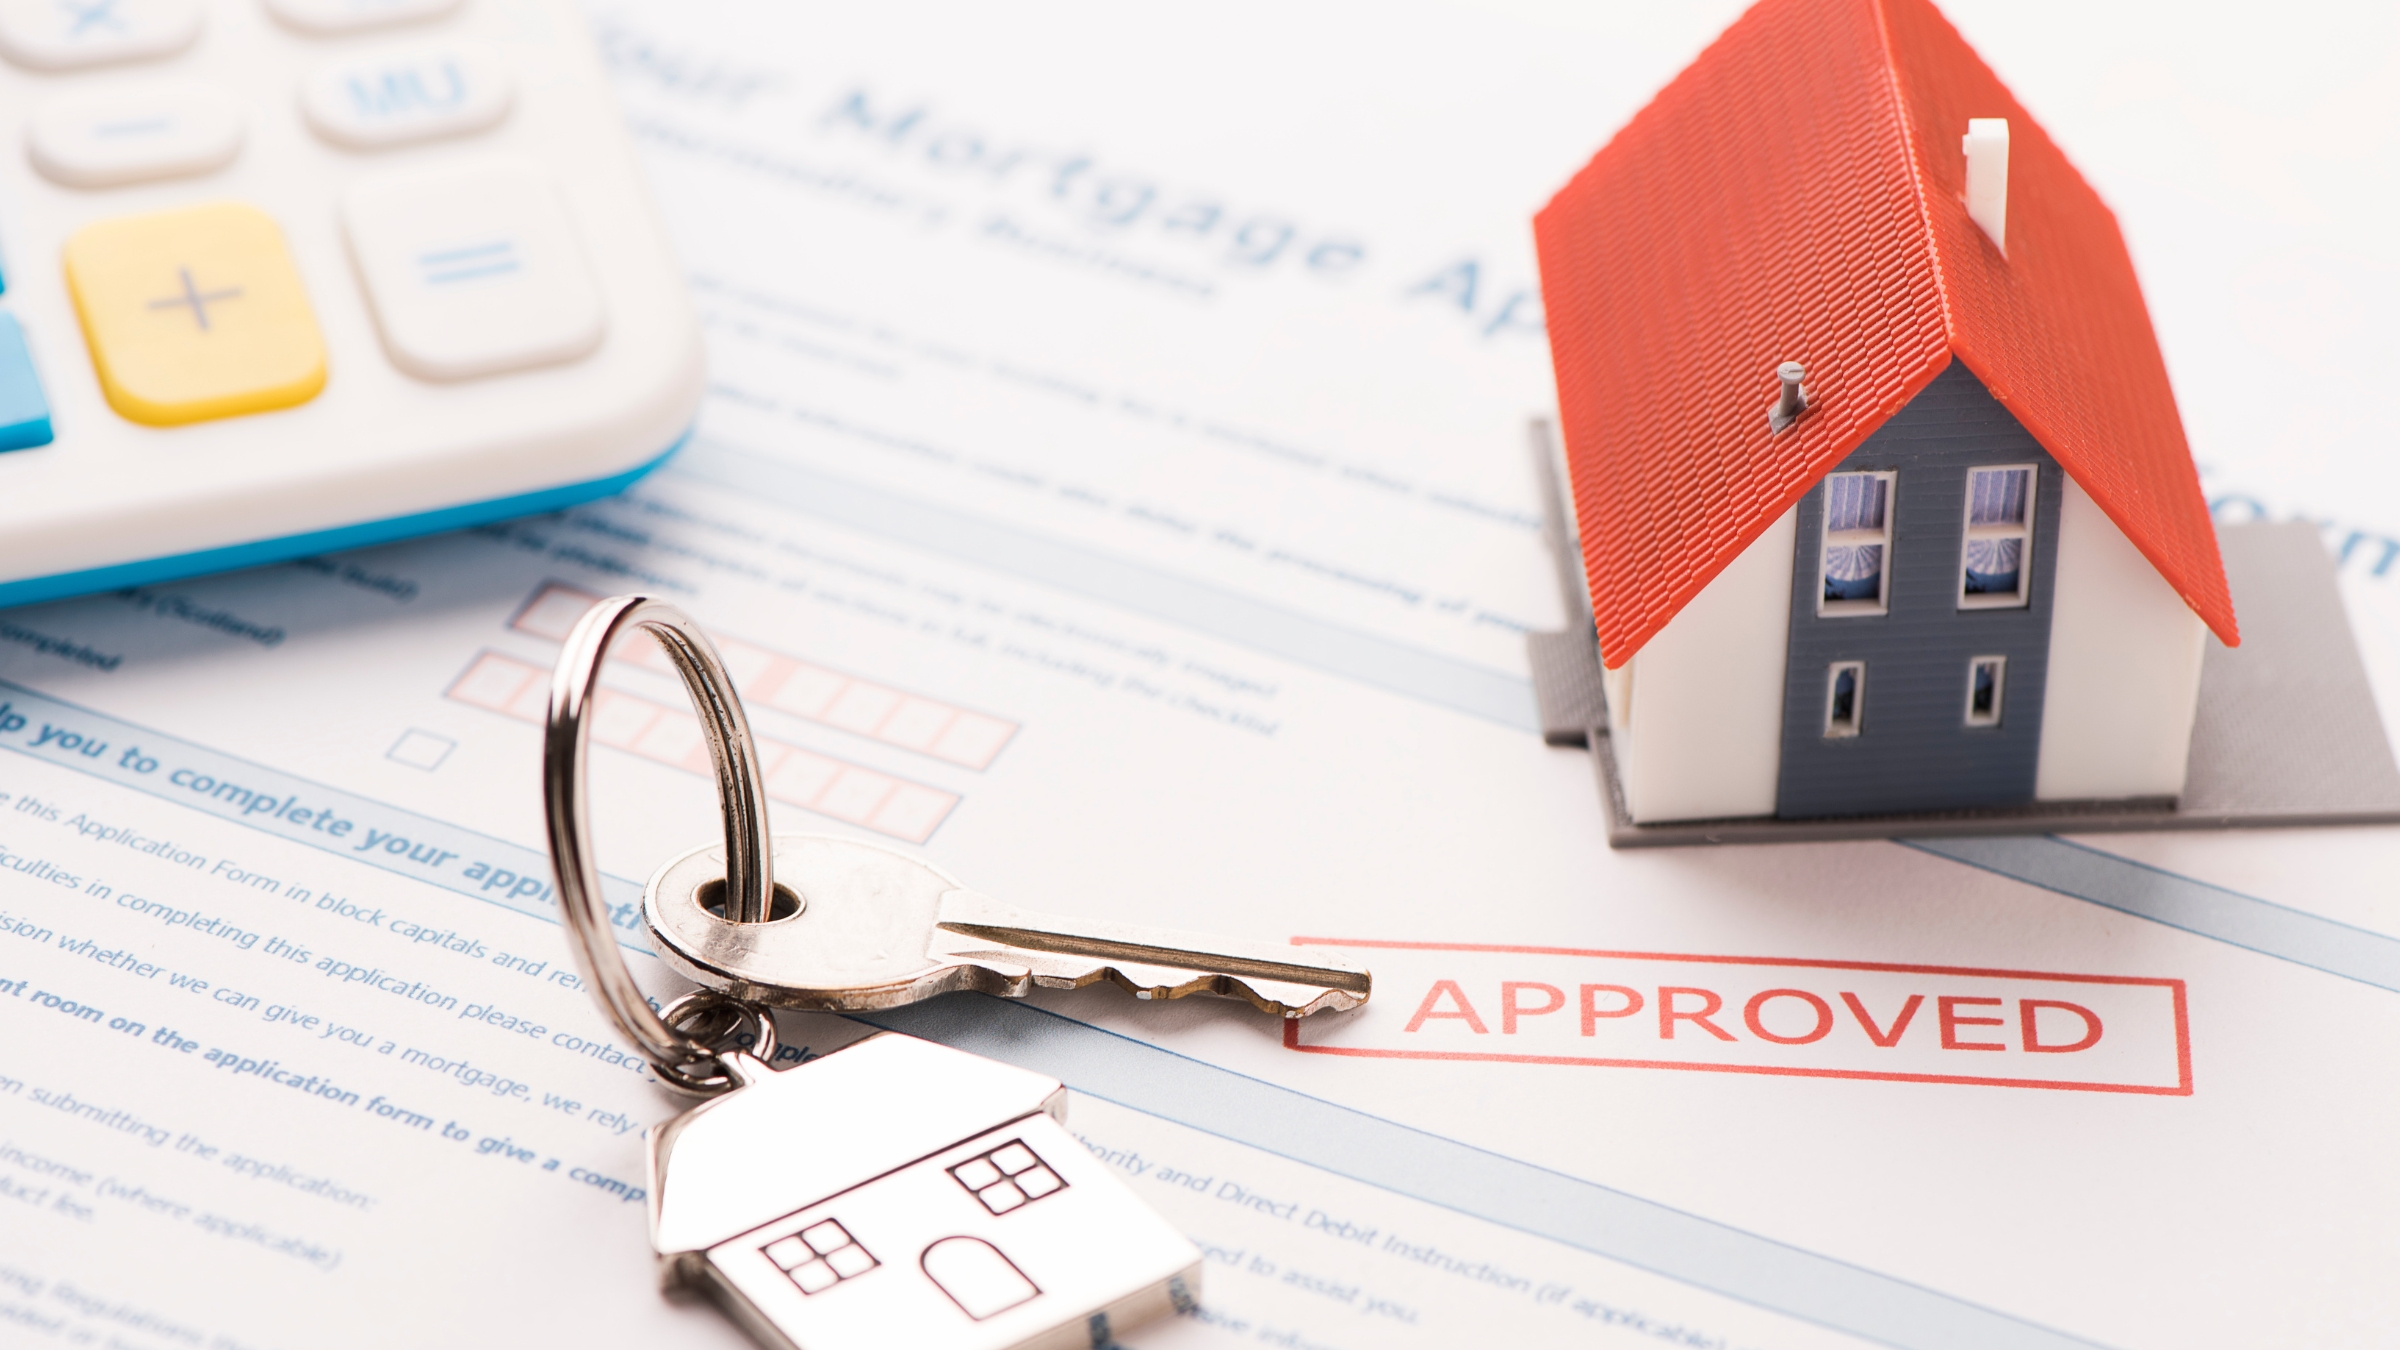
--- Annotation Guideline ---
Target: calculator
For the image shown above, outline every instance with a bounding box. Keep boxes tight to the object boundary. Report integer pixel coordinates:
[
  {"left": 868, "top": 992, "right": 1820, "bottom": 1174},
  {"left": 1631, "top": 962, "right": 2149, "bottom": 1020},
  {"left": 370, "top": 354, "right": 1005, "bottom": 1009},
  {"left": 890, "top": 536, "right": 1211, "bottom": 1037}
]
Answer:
[{"left": 0, "top": 0, "right": 702, "bottom": 609}]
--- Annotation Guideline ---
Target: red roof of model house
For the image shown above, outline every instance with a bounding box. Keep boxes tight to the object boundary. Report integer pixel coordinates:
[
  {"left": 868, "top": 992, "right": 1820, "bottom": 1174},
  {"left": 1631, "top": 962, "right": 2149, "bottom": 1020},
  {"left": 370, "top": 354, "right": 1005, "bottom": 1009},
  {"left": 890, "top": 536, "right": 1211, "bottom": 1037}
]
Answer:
[{"left": 1534, "top": 0, "right": 2236, "bottom": 669}]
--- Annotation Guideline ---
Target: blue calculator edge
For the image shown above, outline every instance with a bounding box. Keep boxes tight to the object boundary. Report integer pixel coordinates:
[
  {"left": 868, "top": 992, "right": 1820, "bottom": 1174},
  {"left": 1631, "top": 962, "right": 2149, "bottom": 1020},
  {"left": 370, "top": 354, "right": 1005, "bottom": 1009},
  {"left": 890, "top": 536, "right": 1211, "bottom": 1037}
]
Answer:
[{"left": 0, "top": 430, "right": 687, "bottom": 611}]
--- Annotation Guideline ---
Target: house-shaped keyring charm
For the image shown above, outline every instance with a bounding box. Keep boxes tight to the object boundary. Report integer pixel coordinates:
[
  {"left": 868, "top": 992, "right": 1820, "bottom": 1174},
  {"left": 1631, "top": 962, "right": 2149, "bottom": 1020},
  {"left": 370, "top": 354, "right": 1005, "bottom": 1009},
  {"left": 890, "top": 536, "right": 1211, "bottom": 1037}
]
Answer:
[
  {"left": 1524, "top": 0, "right": 2400, "bottom": 844},
  {"left": 649, "top": 1032, "right": 1199, "bottom": 1350}
]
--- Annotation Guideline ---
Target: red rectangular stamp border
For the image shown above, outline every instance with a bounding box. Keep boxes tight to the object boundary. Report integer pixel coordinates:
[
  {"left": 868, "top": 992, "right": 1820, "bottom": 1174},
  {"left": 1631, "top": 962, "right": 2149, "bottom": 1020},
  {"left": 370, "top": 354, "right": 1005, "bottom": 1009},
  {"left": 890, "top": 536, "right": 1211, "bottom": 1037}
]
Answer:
[{"left": 1282, "top": 937, "right": 2193, "bottom": 1097}]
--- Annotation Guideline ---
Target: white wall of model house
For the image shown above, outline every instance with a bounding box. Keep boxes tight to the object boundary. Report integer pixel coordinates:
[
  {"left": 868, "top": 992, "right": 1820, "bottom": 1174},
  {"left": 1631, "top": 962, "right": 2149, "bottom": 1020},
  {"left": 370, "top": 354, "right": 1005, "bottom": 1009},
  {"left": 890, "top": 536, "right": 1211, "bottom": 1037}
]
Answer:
[
  {"left": 1605, "top": 507, "right": 1795, "bottom": 823},
  {"left": 2032, "top": 478, "right": 2208, "bottom": 801},
  {"left": 1600, "top": 478, "right": 2208, "bottom": 823}
]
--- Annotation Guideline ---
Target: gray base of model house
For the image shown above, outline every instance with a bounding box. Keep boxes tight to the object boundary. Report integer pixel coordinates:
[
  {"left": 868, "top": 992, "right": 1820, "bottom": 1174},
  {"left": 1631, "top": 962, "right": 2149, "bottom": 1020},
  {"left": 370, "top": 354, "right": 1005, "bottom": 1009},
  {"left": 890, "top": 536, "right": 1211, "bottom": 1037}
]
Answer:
[{"left": 1525, "top": 424, "right": 2400, "bottom": 847}]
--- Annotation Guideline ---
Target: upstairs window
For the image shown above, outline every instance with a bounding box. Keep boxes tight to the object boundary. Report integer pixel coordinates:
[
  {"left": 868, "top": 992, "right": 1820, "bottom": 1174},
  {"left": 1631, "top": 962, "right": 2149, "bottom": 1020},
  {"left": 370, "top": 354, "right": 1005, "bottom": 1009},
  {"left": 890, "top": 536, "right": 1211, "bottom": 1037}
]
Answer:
[
  {"left": 1960, "top": 466, "right": 2036, "bottom": 608},
  {"left": 1818, "top": 472, "right": 1895, "bottom": 617}
]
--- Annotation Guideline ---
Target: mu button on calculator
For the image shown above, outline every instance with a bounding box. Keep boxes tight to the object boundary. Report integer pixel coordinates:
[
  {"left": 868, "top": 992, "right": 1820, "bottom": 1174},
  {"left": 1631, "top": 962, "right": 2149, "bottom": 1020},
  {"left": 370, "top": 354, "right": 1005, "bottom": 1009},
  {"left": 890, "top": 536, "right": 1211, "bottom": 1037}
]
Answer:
[
  {"left": 63, "top": 201, "right": 326, "bottom": 426},
  {"left": 300, "top": 41, "right": 510, "bottom": 149}
]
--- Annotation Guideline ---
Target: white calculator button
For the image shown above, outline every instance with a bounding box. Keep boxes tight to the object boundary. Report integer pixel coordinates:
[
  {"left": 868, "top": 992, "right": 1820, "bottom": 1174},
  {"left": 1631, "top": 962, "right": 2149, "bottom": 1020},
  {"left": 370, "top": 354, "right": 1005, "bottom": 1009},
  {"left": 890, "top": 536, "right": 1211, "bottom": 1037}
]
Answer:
[
  {"left": 0, "top": 0, "right": 201, "bottom": 70},
  {"left": 265, "top": 0, "right": 460, "bottom": 35},
  {"left": 343, "top": 160, "right": 606, "bottom": 380},
  {"left": 30, "top": 79, "right": 242, "bottom": 188},
  {"left": 299, "top": 41, "right": 511, "bottom": 150}
]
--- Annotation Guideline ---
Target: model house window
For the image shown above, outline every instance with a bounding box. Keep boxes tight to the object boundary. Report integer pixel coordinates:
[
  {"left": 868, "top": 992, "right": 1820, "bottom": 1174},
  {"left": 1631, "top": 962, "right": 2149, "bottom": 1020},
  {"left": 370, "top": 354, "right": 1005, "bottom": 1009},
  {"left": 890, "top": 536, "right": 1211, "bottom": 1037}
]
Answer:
[
  {"left": 1824, "top": 661, "right": 1864, "bottom": 737},
  {"left": 1965, "top": 656, "right": 2006, "bottom": 726},
  {"left": 1819, "top": 472, "right": 1895, "bottom": 616},
  {"left": 1960, "top": 466, "right": 2036, "bottom": 607}
]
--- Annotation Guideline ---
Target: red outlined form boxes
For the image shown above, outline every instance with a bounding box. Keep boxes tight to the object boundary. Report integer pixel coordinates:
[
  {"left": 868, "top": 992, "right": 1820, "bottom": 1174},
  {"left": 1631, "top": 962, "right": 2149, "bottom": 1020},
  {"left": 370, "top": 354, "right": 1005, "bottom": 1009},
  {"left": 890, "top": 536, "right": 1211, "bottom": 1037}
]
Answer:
[
  {"left": 446, "top": 651, "right": 959, "bottom": 845},
  {"left": 1284, "top": 939, "right": 2192, "bottom": 1096},
  {"left": 509, "top": 582, "right": 1018, "bottom": 770}
]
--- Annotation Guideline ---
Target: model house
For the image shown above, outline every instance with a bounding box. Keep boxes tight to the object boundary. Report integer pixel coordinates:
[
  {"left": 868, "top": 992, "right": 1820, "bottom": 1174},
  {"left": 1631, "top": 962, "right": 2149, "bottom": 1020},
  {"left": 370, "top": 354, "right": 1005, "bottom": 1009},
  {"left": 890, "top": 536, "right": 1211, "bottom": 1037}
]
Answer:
[{"left": 1532, "top": 0, "right": 2238, "bottom": 825}]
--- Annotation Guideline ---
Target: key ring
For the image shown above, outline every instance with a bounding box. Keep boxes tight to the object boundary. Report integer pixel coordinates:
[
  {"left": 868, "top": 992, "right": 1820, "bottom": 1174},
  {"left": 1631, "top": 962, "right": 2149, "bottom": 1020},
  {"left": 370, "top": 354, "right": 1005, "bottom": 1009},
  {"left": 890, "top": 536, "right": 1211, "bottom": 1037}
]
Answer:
[
  {"left": 654, "top": 990, "right": 777, "bottom": 1093},
  {"left": 543, "top": 594, "right": 778, "bottom": 1094}
]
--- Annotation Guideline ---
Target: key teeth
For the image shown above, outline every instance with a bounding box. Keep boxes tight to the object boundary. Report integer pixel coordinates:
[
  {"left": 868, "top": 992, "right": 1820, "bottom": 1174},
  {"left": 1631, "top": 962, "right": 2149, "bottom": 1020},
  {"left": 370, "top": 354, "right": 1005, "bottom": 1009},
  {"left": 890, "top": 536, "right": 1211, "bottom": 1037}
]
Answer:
[
  {"left": 961, "top": 955, "right": 1366, "bottom": 1016},
  {"left": 1058, "top": 964, "right": 1366, "bottom": 1018},
  {"left": 930, "top": 889, "right": 1372, "bottom": 1018},
  {"left": 1262, "top": 984, "right": 1369, "bottom": 1018},
  {"left": 1292, "top": 965, "right": 1371, "bottom": 1016},
  {"left": 980, "top": 959, "right": 1367, "bottom": 1017},
  {"left": 1126, "top": 970, "right": 1368, "bottom": 1019}
]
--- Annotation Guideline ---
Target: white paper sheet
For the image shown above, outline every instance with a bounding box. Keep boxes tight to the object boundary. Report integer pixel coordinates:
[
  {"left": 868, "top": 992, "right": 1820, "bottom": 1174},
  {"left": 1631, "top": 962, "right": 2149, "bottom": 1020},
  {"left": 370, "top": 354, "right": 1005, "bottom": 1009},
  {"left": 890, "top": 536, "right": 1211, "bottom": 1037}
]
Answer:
[{"left": 2, "top": 2, "right": 2396, "bottom": 1347}]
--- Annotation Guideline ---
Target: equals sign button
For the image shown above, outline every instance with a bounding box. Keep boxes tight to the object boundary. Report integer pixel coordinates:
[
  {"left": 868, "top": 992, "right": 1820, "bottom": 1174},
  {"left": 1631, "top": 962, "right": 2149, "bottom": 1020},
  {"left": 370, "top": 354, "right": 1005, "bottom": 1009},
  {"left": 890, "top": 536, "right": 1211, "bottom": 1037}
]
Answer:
[{"left": 417, "top": 240, "right": 520, "bottom": 286}]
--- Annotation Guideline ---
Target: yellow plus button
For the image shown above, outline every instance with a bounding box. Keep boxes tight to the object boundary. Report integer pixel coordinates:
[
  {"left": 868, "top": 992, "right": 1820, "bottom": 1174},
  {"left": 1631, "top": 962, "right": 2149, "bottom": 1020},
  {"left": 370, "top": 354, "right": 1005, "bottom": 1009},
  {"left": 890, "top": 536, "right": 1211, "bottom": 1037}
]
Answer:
[{"left": 64, "top": 202, "right": 328, "bottom": 427}]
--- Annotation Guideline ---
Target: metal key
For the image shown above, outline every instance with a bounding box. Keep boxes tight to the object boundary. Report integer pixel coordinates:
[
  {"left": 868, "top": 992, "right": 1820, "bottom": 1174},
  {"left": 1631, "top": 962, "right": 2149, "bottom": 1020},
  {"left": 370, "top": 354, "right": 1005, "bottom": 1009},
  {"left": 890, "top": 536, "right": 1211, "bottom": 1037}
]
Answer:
[
  {"left": 547, "top": 598, "right": 1207, "bottom": 1350},
  {"left": 645, "top": 833, "right": 1371, "bottom": 1017}
]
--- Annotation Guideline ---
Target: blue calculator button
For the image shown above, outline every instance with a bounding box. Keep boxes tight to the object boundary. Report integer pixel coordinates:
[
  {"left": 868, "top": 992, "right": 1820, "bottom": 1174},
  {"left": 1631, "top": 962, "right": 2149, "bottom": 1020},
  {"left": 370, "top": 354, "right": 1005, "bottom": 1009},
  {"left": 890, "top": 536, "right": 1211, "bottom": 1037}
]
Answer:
[{"left": 0, "top": 314, "right": 56, "bottom": 451}]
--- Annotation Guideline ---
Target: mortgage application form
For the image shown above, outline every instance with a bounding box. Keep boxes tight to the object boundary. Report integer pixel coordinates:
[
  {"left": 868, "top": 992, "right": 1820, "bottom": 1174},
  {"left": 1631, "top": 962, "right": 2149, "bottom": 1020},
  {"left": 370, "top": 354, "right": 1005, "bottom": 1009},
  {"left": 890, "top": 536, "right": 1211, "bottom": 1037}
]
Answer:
[{"left": 2, "top": 2, "right": 2398, "bottom": 1347}]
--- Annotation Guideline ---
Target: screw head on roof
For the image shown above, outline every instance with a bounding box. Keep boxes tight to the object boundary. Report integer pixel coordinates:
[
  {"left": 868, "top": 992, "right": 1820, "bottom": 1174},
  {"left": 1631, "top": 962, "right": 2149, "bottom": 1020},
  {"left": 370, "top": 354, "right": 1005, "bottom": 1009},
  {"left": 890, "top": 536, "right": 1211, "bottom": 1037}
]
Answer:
[{"left": 1768, "top": 361, "right": 1809, "bottom": 432}]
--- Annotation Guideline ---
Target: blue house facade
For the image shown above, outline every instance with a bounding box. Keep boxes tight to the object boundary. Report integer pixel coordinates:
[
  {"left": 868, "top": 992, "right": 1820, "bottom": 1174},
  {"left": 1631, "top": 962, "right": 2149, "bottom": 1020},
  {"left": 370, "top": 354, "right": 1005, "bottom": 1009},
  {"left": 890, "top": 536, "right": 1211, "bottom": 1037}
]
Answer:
[{"left": 1776, "top": 364, "right": 2065, "bottom": 817}]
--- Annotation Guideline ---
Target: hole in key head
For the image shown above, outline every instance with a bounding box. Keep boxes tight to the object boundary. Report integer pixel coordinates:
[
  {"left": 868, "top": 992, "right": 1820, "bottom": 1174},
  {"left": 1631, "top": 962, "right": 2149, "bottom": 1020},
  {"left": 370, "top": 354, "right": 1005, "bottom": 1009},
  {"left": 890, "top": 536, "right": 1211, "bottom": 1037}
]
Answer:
[{"left": 697, "top": 878, "right": 803, "bottom": 923}]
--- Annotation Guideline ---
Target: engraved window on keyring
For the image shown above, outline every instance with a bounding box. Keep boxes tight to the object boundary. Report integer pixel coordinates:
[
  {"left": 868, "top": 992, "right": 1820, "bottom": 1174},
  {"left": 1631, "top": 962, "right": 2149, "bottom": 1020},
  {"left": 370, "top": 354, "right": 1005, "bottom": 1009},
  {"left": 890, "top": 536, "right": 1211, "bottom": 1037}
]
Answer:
[
  {"left": 950, "top": 1139, "right": 1067, "bottom": 1215},
  {"left": 1819, "top": 473, "right": 1896, "bottom": 617},
  {"left": 1960, "top": 466, "right": 2036, "bottom": 607},
  {"left": 762, "top": 1218, "right": 879, "bottom": 1295}
]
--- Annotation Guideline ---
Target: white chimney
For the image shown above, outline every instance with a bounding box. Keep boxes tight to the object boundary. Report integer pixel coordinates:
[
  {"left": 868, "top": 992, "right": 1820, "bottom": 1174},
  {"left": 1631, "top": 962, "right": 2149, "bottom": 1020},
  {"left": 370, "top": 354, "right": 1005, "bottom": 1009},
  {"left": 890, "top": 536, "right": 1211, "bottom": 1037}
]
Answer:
[{"left": 1962, "top": 118, "right": 2008, "bottom": 255}]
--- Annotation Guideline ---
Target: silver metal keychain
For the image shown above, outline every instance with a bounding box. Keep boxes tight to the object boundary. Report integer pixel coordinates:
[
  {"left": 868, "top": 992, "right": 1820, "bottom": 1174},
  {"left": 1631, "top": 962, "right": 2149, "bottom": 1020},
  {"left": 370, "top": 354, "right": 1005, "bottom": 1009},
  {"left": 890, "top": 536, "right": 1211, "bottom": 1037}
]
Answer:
[{"left": 544, "top": 596, "right": 1203, "bottom": 1350}]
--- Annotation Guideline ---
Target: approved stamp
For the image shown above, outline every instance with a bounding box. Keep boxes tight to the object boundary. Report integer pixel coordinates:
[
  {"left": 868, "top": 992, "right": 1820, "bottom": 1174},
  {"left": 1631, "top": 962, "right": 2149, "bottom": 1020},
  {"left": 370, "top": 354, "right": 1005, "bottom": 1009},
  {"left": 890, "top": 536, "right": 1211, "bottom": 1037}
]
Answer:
[{"left": 1285, "top": 939, "right": 2190, "bottom": 1095}]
